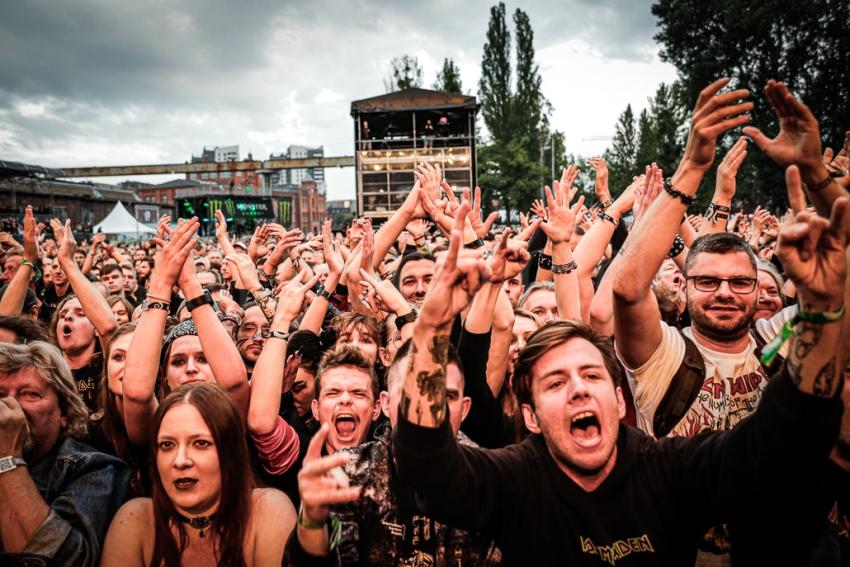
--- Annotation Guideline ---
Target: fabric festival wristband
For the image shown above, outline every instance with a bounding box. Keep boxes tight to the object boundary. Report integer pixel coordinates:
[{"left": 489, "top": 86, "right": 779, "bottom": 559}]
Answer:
[{"left": 760, "top": 305, "right": 846, "bottom": 367}]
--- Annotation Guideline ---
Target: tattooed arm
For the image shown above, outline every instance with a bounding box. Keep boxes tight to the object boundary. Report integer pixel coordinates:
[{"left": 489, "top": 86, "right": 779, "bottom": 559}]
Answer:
[
  {"left": 777, "top": 166, "right": 848, "bottom": 398},
  {"left": 399, "top": 202, "right": 492, "bottom": 428}
]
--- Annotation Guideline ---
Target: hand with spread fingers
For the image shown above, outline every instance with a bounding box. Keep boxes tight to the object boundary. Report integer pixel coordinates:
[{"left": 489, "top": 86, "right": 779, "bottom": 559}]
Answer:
[
  {"left": 467, "top": 186, "right": 499, "bottom": 238},
  {"left": 540, "top": 180, "right": 585, "bottom": 245},
  {"left": 742, "top": 80, "right": 823, "bottom": 172},
  {"left": 681, "top": 78, "right": 752, "bottom": 173}
]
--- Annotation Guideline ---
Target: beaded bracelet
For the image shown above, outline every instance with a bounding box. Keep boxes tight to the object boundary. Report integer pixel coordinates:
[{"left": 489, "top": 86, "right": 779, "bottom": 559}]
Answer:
[{"left": 663, "top": 178, "right": 695, "bottom": 207}]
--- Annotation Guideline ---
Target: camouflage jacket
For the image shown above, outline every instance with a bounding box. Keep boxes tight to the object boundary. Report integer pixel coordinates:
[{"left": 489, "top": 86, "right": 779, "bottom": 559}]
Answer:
[{"left": 330, "top": 426, "right": 502, "bottom": 567}]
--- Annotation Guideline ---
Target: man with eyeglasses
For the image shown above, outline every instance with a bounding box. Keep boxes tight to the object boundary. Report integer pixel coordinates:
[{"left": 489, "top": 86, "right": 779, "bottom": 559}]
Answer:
[
  {"left": 234, "top": 304, "right": 270, "bottom": 379},
  {"left": 615, "top": 231, "right": 785, "bottom": 437},
  {"left": 615, "top": 228, "right": 793, "bottom": 564}
]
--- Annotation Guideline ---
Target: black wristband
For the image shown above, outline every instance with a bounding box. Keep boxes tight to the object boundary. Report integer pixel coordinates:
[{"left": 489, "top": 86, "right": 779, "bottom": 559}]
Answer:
[
  {"left": 668, "top": 235, "right": 686, "bottom": 258},
  {"left": 600, "top": 212, "right": 618, "bottom": 226},
  {"left": 185, "top": 289, "right": 214, "bottom": 312},
  {"left": 315, "top": 285, "right": 334, "bottom": 301},
  {"left": 395, "top": 310, "right": 417, "bottom": 331},
  {"left": 464, "top": 238, "right": 485, "bottom": 250},
  {"left": 805, "top": 173, "right": 833, "bottom": 193},
  {"left": 663, "top": 178, "right": 695, "bottom": 207},
  {"left": 538, "top": 253, "right": 553, "bottom": 270},
  {"left": 551, "top": 260, "right": 578, "bottom": 275}
]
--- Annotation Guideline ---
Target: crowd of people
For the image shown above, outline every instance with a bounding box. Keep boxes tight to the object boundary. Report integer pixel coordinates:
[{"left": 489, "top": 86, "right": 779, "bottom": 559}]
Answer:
[{"left": 0, "top": 77, "right": 849, "bottom": 566}]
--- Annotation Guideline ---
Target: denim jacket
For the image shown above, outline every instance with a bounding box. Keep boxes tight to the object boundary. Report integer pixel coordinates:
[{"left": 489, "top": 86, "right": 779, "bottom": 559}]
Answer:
[{"left": 1, "top": 436, "right": 130, "bottom": 566}]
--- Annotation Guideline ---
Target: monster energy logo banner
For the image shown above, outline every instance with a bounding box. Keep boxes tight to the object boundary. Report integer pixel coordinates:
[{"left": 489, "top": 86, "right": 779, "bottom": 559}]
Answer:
[
  {"left": 202, "top": 197, "right": 273, "bottom": 220},
  {"left": 278, "top": 199, "right": 292, "bottom": 225}
]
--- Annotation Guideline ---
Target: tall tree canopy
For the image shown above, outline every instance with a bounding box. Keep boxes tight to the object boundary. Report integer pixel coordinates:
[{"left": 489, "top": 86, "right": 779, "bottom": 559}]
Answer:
[
  {"left": 478, "top": 3, "right": 548, "bottom": 219},
  {"left": 433, "top": 58, "right": 464, "bottom": 93},
  {"left": 384, "top": 55, "right": 423, "bottom": 92},
  {"left": 653, "top": 0, "right": 850, "bottom": 208}
]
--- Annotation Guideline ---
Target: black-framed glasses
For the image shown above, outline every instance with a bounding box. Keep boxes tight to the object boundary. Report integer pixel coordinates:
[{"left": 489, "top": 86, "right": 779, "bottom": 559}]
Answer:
[{"left": 687, "top": 275, "right": 757, "bottom": 294}]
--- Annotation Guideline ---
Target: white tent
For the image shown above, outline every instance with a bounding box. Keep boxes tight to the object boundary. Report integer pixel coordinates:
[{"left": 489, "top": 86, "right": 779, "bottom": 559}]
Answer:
[{"left": 93, "top": 202, "right": 156, "bottom": 237}]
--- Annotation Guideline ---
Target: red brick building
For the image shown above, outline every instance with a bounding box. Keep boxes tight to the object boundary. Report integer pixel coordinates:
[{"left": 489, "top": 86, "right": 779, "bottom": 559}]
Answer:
[{"left": 293, "top": 180, "right": 326, "bottom": 234}]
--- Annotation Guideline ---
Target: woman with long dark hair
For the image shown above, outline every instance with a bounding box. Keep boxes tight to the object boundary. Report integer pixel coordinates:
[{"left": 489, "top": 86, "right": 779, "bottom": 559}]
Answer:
[{"left": 101, "top": 381, "right": 296, "bottom": 566}]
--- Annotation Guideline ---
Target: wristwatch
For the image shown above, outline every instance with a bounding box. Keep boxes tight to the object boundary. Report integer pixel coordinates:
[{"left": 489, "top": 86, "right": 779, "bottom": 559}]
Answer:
[
  {"left": 395, "top": 310, "right": 417, "bottom": 331},
  {"left": 185, "top": 289, "right": 214, "bottom": 312},
  {"left": 538, "top": 253, "right": 553, "bottom": 271},
  {"left": 0, "top": 456, "right": 26, "bottom": 475}
]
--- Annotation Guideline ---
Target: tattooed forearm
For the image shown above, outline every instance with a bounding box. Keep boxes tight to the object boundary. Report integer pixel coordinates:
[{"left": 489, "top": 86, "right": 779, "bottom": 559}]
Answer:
[
  {"left": 400, "top": 332, "right": 451, "bottom": 427},
  {"left": 786, "top": 311, "right": 844, "bottom": 397},
  {"left": 793, "top": 321, "right": 822, "bottom": 361},
  {"left": 813, "top": 357, "right": 837, "bottom": 397}
]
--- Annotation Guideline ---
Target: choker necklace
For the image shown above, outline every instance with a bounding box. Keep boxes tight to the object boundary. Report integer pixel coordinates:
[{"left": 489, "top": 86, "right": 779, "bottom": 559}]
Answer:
[{"left": 175, "top": 512, "right": 215, "bottom": 538}]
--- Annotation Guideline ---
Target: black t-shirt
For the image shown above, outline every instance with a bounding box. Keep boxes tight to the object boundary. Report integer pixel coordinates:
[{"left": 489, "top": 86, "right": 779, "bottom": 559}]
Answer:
[
  {"left": 39, "top": 283, "right": 72, "bottom": 324},
  {"left": 72, "top": 353, "right": 103, "bottom": 413}
]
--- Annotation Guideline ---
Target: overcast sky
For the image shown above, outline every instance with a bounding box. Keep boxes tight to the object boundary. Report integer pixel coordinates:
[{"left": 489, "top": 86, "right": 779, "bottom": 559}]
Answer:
[{"left": 0, "top": 0, "right": 678, "bottom": 201}]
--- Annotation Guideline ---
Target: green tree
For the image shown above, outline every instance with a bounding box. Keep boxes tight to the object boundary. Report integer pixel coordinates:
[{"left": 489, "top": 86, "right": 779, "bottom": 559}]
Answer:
[
  {"left": 652, "top": 0, "right": 850, "bottom": 209},
  {"left": 479, "top": 3, "right": 512, "bottom": 144},
  {"left": 433, "top": 58, "right": 464, "bottom": 93},
  {"left": 633, "top": 108, "right": 654, "bottom": 174},
  {"left": 512, "top": 8, "right": 545, "bottom": 161},
  {"left": 478, "top": 3, "right": 551, "bottom": 218},
  {"left": 604, "top": 104, "right": 638, "bottom": 193},
  {"left": 384, "top": 55, "right": 423, "bottom": 92}
]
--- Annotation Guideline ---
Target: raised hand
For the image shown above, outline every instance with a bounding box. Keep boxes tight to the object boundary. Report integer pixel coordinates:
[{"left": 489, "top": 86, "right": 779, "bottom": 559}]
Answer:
[
  {"left": 559, "top": 165, "right": 580, "bottom": 200},
  {"left": 588, "top": 157, "right": 610, "bottom": 203},
  {"left": 681, "top": 78, "right": 752, "bottom": 173},
  {"left": 358, "top": 268, "right": 411, "bottom": 315},
  {"left": 49, "top": 218, "right": 64, "bottom": 242},
  {"left": 823, "top": 131, "right": 850, "bottom": 190},
  {"left": 776, "top": 165, "right": 848, "bottom": 307},
  {"left": 405, "top": 218, "right": 430, "bottom": 242},
  {"left": 22, "top": 206, "right": 38, "bottom": 263},
  {"left": 532, "top": 199, "right": 548, "bottom": 220},
  {"left": 418, "top": 202, "right": 492, "bottom": 332},
  {"left": 57, "top": 219, "right": 77, "bottom": 265},
  {"left": 467, "top": 186, "right": 499, "bottom": 238},
  {"left": 742, "top": 80, "right": 822, "bottom": 172},
  {"left": 297, "top": 424, "right": 359, "bottom": 526},
  {"left": 486, "top": 229, "right": 531, "bottom": 283},
  {"left": 321, "top": 219, "right": 343, "bottom": 277},
  {"left": 214, "top": 210, "right": 229, "bottom": 239},
  {"left": 540, "top": 180, "right": 585, "bottom": 245},
  {"left": 275, "top": 268, "right": 320, "bottom": 324},
  {"left": 225, "top": 253, "right": 262, "bottom": 291},
  {"left": 248, "top": 224, "right": 271, "bottom": 261},
  {"left": 149, "top": 218, "right": 200, "bottom": 288},
  {"left": 716, "top": 138, "right": 748, "bottom": 200}
]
